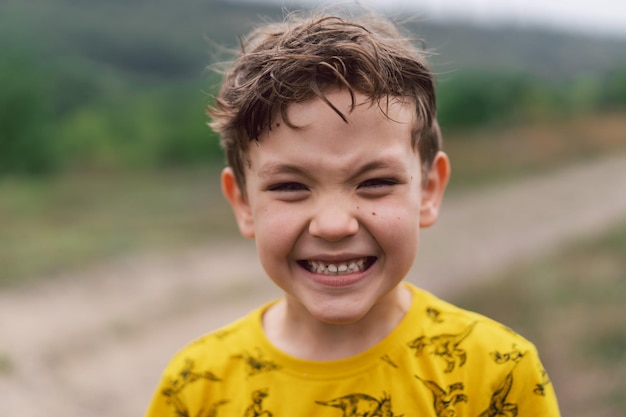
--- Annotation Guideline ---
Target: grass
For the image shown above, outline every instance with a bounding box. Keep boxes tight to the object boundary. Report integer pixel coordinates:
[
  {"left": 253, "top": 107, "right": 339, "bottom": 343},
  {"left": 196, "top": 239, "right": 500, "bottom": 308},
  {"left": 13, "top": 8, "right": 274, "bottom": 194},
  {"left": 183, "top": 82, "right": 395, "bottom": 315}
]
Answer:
[
  {"left": 444, "top": 111, "right": 626, "bottom": 190},
  {"left": 1, "top": 111, "right": 625, "bottom": 286},
  {"left": 453, "top": 221, "right": 626, "bottom": 417},
  {"left": 0, "top": 167, "right": 237, "bottom": 286},
  {"left": 0, "top": 352, "right": 13, "bottom": 375}
]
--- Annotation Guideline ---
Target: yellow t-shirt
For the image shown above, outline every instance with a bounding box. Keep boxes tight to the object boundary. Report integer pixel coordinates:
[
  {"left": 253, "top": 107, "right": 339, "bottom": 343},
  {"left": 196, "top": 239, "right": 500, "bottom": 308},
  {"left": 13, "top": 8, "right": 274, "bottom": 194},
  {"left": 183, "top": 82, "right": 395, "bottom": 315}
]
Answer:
[{"left": 145, "top": 283, "right": 560, "bottom": 416}]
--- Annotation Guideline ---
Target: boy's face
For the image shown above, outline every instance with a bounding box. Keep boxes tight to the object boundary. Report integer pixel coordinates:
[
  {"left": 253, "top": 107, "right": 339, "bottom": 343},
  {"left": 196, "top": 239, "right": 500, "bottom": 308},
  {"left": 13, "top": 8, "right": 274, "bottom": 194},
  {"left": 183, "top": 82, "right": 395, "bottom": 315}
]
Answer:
[{"left": 222, "top": 90, "right": 449, "bottom": 325}]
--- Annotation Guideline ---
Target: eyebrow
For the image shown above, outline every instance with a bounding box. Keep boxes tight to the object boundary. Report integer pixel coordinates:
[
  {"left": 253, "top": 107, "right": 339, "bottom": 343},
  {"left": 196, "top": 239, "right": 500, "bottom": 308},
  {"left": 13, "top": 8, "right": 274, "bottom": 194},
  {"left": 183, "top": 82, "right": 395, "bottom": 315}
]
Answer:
[
  {"left": 257, "top": 158, "right": 405, "bottom": 182},
  {"left": 257, "top": 162, "right": 309, "bottom": 180},
  {"left": 349, "top": 159, "right": 404, "bottom": 179}
]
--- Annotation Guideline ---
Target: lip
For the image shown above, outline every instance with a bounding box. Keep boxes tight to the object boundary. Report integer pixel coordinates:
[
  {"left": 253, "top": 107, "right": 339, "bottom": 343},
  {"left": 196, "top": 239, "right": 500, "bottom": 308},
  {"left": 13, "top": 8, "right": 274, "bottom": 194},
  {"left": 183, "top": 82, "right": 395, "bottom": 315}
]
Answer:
[
  {"left": 297, "top": 256, "right": 377, "bottom": 288},
  {"left": 300, "top": 252, "right": 372, "bottom": 263}
]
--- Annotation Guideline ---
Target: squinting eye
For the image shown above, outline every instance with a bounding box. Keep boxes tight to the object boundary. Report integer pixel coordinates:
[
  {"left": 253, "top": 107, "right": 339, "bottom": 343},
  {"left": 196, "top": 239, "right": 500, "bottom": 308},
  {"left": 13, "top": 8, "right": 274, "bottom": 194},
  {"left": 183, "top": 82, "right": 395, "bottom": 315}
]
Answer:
[
  {"left": 268, "top": 182, "right": 308, "bottom": 192},
  {"left": 359, "top": 178, "right": 397, "bottom": 189}
]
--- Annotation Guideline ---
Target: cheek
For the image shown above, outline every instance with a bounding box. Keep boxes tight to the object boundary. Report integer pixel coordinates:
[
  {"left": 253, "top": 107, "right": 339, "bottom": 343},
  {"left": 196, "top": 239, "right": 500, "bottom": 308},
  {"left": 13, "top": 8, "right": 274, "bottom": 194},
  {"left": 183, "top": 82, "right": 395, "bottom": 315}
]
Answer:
[
  {"left": 366, "top": 202, "right": 420, "bottom": 246},
  {"left": 253, "top": 205, "right": 303, "bottom": 257}
]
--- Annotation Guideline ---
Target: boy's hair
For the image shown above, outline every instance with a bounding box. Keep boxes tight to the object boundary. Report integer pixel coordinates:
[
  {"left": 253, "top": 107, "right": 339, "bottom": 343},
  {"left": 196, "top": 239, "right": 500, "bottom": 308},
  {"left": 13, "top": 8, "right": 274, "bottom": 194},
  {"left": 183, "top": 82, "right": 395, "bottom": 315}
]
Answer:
[{"left": 208, "top": 10, "right": 441, "bottom": 191}]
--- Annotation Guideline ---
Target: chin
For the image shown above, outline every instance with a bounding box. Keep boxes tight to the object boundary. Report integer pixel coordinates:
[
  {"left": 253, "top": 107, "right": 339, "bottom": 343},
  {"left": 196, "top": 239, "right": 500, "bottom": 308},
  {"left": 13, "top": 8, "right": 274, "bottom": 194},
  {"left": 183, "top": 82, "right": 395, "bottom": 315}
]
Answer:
[{"left": 305, "top": 300, "right": 372, "bottom": 326}]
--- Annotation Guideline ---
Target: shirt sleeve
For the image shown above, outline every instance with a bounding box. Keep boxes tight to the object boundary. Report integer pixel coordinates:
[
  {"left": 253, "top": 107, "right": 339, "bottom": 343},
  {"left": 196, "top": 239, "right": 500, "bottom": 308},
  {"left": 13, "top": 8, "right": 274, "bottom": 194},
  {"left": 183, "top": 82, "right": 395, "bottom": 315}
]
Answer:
[
  {"left": 143, "top": 355, "right": 220, "bottom": 417},
  {"left": 143, "top": 372, "right": 175, "bottom": 417},
  {"left": 511, "top": 344, "right": 561, "bottom": 416}
]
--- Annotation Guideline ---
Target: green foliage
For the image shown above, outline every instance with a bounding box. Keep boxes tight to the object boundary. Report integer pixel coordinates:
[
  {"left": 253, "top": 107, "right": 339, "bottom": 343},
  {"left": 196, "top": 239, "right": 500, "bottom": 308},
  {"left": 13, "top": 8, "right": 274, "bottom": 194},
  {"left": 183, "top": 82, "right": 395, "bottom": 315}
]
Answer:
[
  {"left": 0, "top": 52, "right": 223, "bottom": 174},
  {"left": 0, "top": 0, "right": 245, "bottom": 176},
  {"left": 437, "top": 68, "right": 626, "bottom": 131},
  {"left": 55, "top": 86, "right": 223, "bottom": 171},
  {"left": 436, "top": 72, "right": 533, "bottom": 128},
  {"left": 0, "top": 54, "right": 58, "bottom": 174},
  {"left": 600, "top": 69, "right": 626, "bottom": 108},
  {"left": 1, "top": 0, "right": 626, "bottom": 177}
]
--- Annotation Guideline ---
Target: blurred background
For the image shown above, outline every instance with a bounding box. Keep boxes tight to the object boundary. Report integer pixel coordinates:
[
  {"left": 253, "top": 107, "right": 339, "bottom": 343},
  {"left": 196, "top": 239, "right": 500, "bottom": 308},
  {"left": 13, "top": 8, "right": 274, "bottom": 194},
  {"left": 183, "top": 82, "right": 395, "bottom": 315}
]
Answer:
[{"left": 1, "top": 1, "right": 625, "bottom": 416}]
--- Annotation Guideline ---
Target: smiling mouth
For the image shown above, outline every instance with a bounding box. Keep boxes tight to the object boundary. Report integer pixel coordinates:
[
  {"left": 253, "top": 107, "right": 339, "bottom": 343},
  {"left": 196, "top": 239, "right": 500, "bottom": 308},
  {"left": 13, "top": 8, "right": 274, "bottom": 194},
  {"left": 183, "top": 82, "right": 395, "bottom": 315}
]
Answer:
[{"left": 297, "top": 257, "right": 376, "bottom": 275}]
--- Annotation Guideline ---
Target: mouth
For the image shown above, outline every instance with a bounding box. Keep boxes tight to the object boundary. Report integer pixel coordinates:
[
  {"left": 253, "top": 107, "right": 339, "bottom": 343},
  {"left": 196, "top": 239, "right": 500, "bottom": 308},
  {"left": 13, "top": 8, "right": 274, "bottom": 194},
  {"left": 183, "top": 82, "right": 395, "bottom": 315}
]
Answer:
[{"left": 297, "top": 257, "right": 376, "bottom": 276}]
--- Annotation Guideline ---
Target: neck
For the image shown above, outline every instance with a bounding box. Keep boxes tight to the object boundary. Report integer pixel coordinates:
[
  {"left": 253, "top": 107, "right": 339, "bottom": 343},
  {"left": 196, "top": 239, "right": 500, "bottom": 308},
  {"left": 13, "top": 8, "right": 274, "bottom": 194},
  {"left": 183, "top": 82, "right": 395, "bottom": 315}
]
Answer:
[{"left": 262, "top": 285, "right": 412, "bottom": 361}]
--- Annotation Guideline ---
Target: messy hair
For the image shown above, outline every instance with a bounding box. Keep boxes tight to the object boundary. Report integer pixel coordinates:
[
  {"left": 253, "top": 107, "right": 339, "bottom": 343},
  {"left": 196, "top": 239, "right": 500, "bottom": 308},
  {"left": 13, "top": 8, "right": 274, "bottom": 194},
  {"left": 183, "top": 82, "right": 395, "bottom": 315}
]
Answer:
[{"left": 208, "top": 9, "right": 441, "bottom": 190}]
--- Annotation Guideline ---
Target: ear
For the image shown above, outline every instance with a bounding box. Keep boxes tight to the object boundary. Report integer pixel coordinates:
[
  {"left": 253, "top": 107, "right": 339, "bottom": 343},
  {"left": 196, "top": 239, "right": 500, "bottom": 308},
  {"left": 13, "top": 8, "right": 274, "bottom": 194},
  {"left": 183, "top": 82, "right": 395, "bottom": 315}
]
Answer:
[
  {"left": 221, "top": 167, "right": 255, "bottom": 239},
  {"left": 419, "top": 151, "right": 450, "bottom": 228}
]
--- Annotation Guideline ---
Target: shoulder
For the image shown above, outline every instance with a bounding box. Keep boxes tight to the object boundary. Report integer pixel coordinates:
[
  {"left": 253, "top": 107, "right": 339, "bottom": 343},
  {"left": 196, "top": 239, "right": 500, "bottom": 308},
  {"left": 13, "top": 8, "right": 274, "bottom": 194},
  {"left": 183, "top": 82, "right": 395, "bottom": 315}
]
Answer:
[
  {"left": 145, "top": 303, "right": 283, "bottom": 417},
  {"left": 407, "top": 284, "right": 536, "bottom": 354},
  {"left": 160, "top": 304, "right": 268, "bottom": 379},
  {"left": 406, "top": 285, "right": 560, "bottom": 411}
]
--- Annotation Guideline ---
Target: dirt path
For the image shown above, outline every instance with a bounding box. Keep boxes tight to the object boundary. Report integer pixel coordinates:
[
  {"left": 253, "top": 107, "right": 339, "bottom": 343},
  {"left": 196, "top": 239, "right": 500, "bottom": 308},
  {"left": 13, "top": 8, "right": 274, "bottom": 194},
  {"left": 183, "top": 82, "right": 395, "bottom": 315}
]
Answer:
[{"left": 1, "top": 154, "right": 626, "bottom": 417}]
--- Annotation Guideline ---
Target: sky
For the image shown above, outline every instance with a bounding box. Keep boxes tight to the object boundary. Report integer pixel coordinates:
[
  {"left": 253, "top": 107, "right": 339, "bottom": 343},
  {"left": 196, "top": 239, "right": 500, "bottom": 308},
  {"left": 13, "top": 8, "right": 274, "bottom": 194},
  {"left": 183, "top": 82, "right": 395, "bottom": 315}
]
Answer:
[{"left": 252, "top": 0, "right": 626, "bottom": 38}]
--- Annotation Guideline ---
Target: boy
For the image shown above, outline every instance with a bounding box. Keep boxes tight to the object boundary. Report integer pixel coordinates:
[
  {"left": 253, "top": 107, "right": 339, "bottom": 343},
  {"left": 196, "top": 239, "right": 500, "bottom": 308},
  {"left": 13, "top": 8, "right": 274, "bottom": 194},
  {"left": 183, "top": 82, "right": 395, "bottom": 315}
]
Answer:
[{"left": 145, "top": 9, "right": 560, "bottom": 417}]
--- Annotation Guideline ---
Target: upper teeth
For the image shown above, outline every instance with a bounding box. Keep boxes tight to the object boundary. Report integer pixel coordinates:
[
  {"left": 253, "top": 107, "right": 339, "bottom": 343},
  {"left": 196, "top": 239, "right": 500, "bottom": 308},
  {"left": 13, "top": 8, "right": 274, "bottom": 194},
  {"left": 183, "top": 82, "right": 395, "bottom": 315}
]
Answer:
[{"left": 306, "top": 259, "right": 367, "bottom": 275}]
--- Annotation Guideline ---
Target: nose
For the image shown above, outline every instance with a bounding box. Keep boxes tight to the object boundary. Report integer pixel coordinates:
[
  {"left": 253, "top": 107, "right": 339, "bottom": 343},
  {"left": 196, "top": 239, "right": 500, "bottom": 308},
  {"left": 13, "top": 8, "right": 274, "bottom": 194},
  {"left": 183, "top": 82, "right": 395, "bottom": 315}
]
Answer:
[{"left": 308, "top": 199, "right": 359, "bottom": 241}]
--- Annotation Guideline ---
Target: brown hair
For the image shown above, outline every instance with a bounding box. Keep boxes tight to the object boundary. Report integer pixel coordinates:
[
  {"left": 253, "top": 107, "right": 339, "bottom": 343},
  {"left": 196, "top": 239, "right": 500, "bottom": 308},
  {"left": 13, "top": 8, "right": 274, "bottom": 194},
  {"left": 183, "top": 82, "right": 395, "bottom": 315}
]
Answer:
[{"left": 208, "top": 9, "right": 441, "bottom": 191}]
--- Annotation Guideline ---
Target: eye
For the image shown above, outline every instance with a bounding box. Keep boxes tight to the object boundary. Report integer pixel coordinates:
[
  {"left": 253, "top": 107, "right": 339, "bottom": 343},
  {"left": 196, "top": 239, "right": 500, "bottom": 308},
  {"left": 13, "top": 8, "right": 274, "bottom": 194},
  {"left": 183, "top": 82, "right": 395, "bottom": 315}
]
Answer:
[
  {"left": 267, "top": 182, "right": 309, "bottom": 192},
  {"left": 358, "top": 178, "right": 398, "bottom": 189}
]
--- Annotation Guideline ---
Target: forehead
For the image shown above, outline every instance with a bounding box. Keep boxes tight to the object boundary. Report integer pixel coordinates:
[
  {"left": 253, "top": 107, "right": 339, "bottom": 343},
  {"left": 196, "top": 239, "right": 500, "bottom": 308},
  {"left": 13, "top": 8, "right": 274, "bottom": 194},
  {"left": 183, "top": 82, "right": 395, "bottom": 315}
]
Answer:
[
  {"left": 280, "top": 90, "right": 416, "bottom": 131},
  {"left": 245, "top": 90, "right": 420, "bottom": 175}
]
